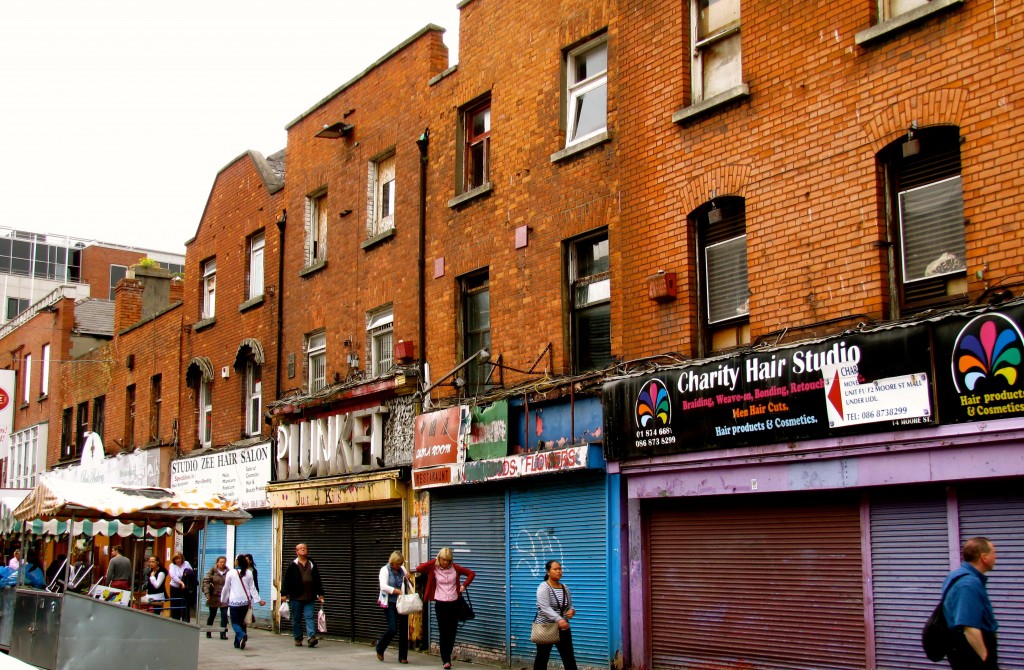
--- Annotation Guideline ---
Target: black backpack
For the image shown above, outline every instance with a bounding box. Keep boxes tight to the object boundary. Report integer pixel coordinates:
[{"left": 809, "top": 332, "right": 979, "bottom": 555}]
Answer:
[{"left": 922, "top": 573, "right": 967, "bottom": 662}]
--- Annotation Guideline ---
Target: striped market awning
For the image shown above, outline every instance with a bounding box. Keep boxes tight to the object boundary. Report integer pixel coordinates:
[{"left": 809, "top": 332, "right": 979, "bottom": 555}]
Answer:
[{"left": 12, "top": 519, "right": 172, "bottom": 538}]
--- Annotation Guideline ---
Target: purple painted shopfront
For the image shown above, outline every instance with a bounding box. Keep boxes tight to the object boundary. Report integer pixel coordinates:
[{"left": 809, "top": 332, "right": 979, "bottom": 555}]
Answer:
[{"left": 603, "top": 301, "right": 1024, "bottom": 670}]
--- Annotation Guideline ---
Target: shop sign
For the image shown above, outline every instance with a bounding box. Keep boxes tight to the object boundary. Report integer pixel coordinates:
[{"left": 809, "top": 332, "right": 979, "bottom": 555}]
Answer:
[
  {"left": 822, "top": 367, "right": 931, "bottom": 428},
  {"left": 466, "top": 400, "right": 508, "bottom": 461},
  {"left": 603, "top": 326, "right": 934, "bottom": 459},
  {"left": 170, "top": 442, "right": 272, "bottom": 509},
  {"left": 413, "top": 406, "right": 468, "bottom": 468},
  {"left": 933, "top": 303, "right": 1024, "bottom": 423},
  {"left": 463, "top": 444, "right": 594, "bottom": 483},
  {"left": 412, "top": 464, "right": 463, "bottom": 489},
  {"left": 267, "top": 478, "right": 401, "bottom": 507},
  {"left": 49, "top": 447, "right": 162, "bottom": 487}
]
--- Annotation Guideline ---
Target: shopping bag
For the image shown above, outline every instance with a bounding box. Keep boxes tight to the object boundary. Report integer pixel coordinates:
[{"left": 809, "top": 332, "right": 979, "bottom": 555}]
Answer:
[
  {"left": 317, "top": 605, "right": 328, "bottom": 633},
  {"left": 396, "top": 592, "right": 423, "bottom": 614},
  {"left": 278, "top": 601, "right": 290, "bottom": 618}
]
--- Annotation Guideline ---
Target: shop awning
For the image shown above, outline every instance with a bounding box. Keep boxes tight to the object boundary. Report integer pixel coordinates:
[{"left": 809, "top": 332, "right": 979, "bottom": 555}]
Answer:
[
  {"left": 12, "top": 519, "right": 172, "bottom": 538},
  {"left": 12, "top": 477, "right": 252, "bottom": 527},
  {"left": 0, "top": 489, "right": 31, "bottom": 535}
]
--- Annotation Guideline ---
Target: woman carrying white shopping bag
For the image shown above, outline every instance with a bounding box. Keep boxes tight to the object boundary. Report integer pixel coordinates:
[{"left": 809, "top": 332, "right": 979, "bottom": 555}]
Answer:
[
  {"left": 375, "top": 550, "right": 416, "bottom": 663},
  {"left": 220, "top": 554, "right": 265, "bottom": 650}
]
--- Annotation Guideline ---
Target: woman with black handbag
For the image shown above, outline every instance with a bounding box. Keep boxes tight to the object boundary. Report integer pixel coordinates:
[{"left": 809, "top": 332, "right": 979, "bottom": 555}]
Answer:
[
  {"left": 532, "top": 560, "right": 578, "bottom": 670},
  {"left": 415, "top": 547, "right": 476, "bottom": 669}
]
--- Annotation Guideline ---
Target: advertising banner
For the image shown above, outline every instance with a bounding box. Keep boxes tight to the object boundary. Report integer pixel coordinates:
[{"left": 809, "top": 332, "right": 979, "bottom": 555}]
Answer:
[
  {"left": 466, "top": 400, "right": 508, "bottom": 461},
  {"left": 0, "top": 369, "right": 14, "bottom": 459},
  {"left": 603, "top": 326, "right": 934, "bottom": 459},
  {"left": 933, "top": 303, "right": 1024, "bottom": 424}
]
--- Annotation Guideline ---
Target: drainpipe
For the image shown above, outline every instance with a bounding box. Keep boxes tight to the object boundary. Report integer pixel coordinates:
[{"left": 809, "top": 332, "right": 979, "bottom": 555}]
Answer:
[
  {"left": 273, "top": 210, "right": 287, "bottom": 479},
  {"left": 416, "top": 129, "right": 430, "bottom": 381}
]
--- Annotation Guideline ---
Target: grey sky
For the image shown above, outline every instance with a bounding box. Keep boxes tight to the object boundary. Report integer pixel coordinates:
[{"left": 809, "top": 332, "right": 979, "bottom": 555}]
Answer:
[{"left": 1, "top": 0, "right": 460, "bottom": 255}]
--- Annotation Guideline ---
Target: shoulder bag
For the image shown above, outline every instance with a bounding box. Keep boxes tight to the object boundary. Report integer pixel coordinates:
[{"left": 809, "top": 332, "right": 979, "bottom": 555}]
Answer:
[
  {"left": 241, "top": 572, "right": 255, "bottom": 625},
  {"left": 457, "top": 588, "right": 476, "bottom": 623},
  {"left": 396, "top": 579, "right": 423, "bottom": 615},
  {"left": 530, "top": 584, "right": 566, "bottom": 644}
]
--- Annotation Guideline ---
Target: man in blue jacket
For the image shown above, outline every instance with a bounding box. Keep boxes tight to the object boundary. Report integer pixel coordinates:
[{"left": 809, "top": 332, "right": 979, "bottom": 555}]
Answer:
[{"left": 942, "top": 537, "right": 999, "bottom": 669}]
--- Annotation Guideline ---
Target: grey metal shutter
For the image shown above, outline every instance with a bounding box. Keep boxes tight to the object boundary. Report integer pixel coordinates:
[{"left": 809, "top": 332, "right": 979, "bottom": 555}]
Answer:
[
  {"left": 648, "top": 494, "right": 865, "bottom": 670},
  {"left": 430, "top": 488, "right": 507, "bottom": 663},
  {"left": 509, "top": 475, "right": 609, "bottom": 669},
  {"left": 235, "top": 511, "right": 272, "bottom": 626},
  {"left": 957, "top": 482, "right": 1024, "bottom": 669},
  {"left": 352, "top": 507, "right": 403, "bottom": 642},
  {"left": 869, "top": 487, "right": 950, "bottom": 670},
  {"left": 282, "top": 510, "right": 356, "bottom": 639}
]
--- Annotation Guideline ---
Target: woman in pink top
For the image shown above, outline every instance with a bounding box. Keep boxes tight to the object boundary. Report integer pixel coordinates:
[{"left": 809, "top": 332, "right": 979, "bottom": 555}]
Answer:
[{"left": 415, "top": 547, "right": 476, "bottom": 669}]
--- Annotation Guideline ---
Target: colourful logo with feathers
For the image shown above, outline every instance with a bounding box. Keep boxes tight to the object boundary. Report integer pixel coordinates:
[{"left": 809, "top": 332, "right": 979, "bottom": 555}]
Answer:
[
  {"left": 635, "top": 378, "right": 671, "bottom": 428},
  {"left": 952, "top": 313, "right": 1023, "bottom": 392}
]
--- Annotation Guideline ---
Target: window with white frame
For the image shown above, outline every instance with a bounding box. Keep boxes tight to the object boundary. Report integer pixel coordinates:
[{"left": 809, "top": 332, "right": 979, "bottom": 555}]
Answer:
[
  {"left": 880, "top": 0, "right": 931, "bottom": 21},
  {"left": 884, "top": 125, "right": 966, "bottom": 314},
  {"left": 246, "top": 360, "right": 262, "bottom": 437},
  {"left": 41, "top": 343, "right": 50, "bottom": 396},
  {"left": 8, "top": 426, "right": 40, "bottom": 489},
  {"left": 369, "top": 152, "right": 396, "bottom": 236},
  {"left": 6, "top": 297, "right": 28, "bottom": 321},
  {"left": 367, "top": 307, "right": 394, "bottom": 378},
  {"left": 691, "top": 0, "right": 742, "bottom": 102},
  {"left": 307, "top": 331, "right": 327, "bottom": 393},
  {"left": 198, "top": 378, "right": 212, "bottom": 447},
  {"left": 461, "top": 98, "right": 491, "bottom": 193},
  {"left": 22, "top": 353, "right": 31, "bottom": 404},
  {"left": 202, "top": 258, "right": 216, "bottom": 319},
  {"left": 565, "top": 36, "right": 608, "bottom": 147},
  {"left": 697, "top": 196, "right": 750, "bottom": 354},
  {"left": 306, "top": 190, "right": 328, "bottom": 265},
  {"left": 248, "top": 232, "right": 265, "bottom": 299},
  {"left": 568, "top": 231, "right": 612, "bottom": 373}
]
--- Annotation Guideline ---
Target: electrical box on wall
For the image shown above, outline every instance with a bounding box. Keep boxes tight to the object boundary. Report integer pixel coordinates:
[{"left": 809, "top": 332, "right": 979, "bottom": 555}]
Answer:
[
  {"left": 395, "top": 340, "right": 415, "bottom": 363},
  {"left": 221, "top": 366, "right": 230, "bottom": 379},
  {"left": 648, "top": 271, "right": 678, "bottom": 302}
]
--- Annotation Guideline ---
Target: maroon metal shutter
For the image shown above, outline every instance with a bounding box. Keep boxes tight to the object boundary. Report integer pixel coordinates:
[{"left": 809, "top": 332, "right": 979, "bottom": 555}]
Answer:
[{"left": 648, "top": 494, "right": 866, "bottom": 670}]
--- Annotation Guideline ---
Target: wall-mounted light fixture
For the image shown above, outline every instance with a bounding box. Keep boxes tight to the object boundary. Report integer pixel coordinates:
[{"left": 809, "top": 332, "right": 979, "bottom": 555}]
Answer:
[
  {"left": 416, "top": 349, "right": 490, "bottom": 398},
  {"left": 707, "top": 201, "right": 722, "bottom": 224},
  {"left": 315, "top": 122, "right": 355, "bottom": 139},
  {"left": 903, "top": 120, "right": 920, "bottom": 158}
]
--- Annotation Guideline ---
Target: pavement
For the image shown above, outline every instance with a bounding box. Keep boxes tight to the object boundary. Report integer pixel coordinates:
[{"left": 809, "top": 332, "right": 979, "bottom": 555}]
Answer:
[{"left": 199, "top": 628, "right": 504, "bottom": 670}]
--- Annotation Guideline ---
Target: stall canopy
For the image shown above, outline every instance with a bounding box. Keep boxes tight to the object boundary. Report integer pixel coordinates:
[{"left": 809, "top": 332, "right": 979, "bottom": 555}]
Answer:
[
  {"left": 0, "top": 489, "right": 31, "bottom": 536},
  {"left": 12, "top": 478, "right": 252, "bottom": 528}
]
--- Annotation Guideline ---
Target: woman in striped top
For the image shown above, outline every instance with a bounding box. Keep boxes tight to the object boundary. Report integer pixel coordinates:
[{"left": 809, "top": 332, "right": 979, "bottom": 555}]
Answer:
[{"left": 533, "top": 560, "right": 578, "bottom": 670}]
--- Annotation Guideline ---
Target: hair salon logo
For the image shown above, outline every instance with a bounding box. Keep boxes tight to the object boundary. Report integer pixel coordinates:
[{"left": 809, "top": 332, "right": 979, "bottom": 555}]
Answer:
[
  {"left": 952, "top": 313, "right": 1023, "bottom": 392},
  {"left": 635, "top": 378, "right": 671, "bottom": 428}
]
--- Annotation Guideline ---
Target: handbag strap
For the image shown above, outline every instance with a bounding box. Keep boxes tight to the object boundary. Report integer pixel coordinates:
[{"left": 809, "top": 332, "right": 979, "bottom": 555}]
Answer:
[
  {"left": 239, "top": 570, "right": 252, "bottom": 606},
  {"left": 547, "top": 583, "right": 568, "bottom": 615}
]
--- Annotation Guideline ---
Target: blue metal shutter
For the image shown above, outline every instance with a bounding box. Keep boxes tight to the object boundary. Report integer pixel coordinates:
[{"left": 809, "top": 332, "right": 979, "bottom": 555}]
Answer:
[
  {"left": 235, "top": 511, "right": 272, "bottom": 626},
  {"left": 509, "top": 475, "right": 610, "bottom": 669},
  {"left": 958, "top": 483, "right": 1024, "bottom": 669},
  {"left": 198, "top": 522, "right": 228, "bottom": 625},
  {"left": 430, "top": 489, "right": 507, "bottom": 663},
  {"left": 869, "top": 487, "right": 950, "bottom": 670}
]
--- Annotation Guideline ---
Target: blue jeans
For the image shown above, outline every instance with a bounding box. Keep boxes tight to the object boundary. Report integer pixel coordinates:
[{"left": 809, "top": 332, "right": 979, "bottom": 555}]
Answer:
[
  {"left": 375, "top": 602, "right": 407, "bottom": 661},
  {"left": 290, "top": 599, "right": 317, "bottom": 640},
  {"left": 228, "top": 605, "right": 249, "bottom": 646}
]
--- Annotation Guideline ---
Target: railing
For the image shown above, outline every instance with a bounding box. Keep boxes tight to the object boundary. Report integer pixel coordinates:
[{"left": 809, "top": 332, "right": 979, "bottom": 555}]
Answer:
[{"left": 0, "top": 285, "right": 79, "bottom": 339}]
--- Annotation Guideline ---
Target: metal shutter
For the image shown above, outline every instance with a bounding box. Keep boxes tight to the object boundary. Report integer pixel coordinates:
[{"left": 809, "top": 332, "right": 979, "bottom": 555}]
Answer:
[
  {"left": 508, "top": 475, "right": 610, "bottom": 669},
  {"left": 352, "top": 508, "right": 403, "bottom": 642},
  {"left": 958, "top": 483, "right": 1024, "bottom": 669},
  {"left": 198, "top": 521, "right": 228, "bottom": 625},
  {"left": 282, "top": 510, "right": 356, "bottom": 639},
  {"left": 869, "top": 488, "right": 950, "bottom": 670},
  {"left": 235, "top": 511, "right": 272, "bottom": 626},
  {"left": 648, "top": 495, "right": 865, "bottom": 670},
  {"left": 430, "top": 489, "right": 507, "bottom": 662}
]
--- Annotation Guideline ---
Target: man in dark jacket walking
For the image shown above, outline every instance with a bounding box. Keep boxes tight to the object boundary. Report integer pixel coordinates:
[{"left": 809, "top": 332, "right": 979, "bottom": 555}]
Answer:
[
  {"left": 943, "top": 536, "right": 999, "bottom": 669},
  {"left": 281, "top": 543, "right": 325, "bottom": 647}
]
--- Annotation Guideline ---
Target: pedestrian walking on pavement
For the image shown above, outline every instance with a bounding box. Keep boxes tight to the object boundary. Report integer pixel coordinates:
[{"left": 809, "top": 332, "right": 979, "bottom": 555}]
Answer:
[
  {"left": 533, "top": 560, "right": 578, "bottom": 670},
  {"left": 376, "top": 550, "right": 414, "bottom": 663},
  {"left": 168, "top": 552, "right": 194, "bottom": 623},
  {"left": 221, "top": 554, "right": 264, "bottom": 650},
  {"left": 416, "top": 547, "right": 475, "bottom": 669},
  {"left": 202, "top": 555, "right": 230, "bottom": 640},
  {"left": 281, "top": 542, "right": 326, "bottom": 647},
  {"left": 942, "top": 536, "right": 1000, "bottom": 669}
]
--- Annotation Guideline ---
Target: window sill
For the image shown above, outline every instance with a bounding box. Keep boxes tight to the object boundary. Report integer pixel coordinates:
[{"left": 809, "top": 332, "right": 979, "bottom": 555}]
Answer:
[
  {"left": 193, "top": 317, "right": 216, "bottom": 332},
  {"left": 672, "top": 84, "right": 750, "bottom": 125},
  {"left": 299, "top": 260, "right": 328, "bottom": 278},
  {"left": 550, "top": 130, "right": 612, "bottom": 163},
  {"left": 855, "top": 0, "right": 963, "bottom": 46},
  {"left": 19, "top": 402, "right": 29, "bottom": 410},
  {"left": 361, "top": 228, "right": 396, "bottom": 251},
  {"left": 238, "top": 295, "right": 264, "bottom": 313},
  {"left": 448, "top": 182, "right": 494, "bottom": 209},
  {"left": 36, "top": 394, "right": 48, "bottom": 403}
]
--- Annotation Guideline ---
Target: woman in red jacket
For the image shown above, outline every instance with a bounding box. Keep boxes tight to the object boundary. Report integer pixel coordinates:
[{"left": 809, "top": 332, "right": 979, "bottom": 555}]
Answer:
[{"left": 416, "top": 547, "right": 475, "bottom": 669}]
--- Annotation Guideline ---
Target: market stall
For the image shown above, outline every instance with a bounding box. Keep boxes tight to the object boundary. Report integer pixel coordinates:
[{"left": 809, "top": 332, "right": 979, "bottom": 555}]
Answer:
[{"left": 5, "top": 477, "right": 251, "bottom": 670}]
